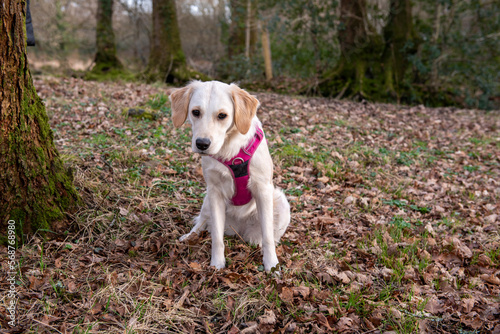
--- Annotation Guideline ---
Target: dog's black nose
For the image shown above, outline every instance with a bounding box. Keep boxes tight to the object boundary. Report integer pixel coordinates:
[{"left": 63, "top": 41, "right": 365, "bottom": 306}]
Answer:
[{"left": 196, "top": 138, "right": 211, "bottom": 151}]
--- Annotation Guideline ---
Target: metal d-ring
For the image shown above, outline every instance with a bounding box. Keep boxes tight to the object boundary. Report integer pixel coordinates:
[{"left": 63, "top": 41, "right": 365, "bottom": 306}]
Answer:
[{"left": 232, "top": 157, "right": 244, "bottom": 165}]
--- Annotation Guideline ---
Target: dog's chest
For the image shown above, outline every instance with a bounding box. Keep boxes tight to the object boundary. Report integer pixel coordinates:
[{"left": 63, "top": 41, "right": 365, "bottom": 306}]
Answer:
[{"left": 202, "top": 157, "right": 236, "bottom": 200}]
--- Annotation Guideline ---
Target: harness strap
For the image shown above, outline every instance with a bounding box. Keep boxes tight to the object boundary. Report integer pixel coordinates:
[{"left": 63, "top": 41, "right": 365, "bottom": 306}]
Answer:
[{"left": 212, "top": 127, "right": 264, "bottom": 206}]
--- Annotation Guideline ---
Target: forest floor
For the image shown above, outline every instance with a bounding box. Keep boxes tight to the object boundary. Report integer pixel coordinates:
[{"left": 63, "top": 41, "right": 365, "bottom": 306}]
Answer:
[{"left": 2, "top": 75, "right": 500, "bottom": 333}]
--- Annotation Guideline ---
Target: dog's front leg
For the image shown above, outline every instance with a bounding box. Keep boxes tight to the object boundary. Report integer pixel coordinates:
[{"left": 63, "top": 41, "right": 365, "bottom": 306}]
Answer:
[
  {"left": 208, "top": 189, "right": 226, "bottom": 269},
  {"left": 179, "top": 196, "right": 210, "bottom": 242},
  {"left": 255, "top": 184, "right": 279, "bottom": 272},
  {"left": 179, "top": 213, "right": 207, "bottom": 242}
]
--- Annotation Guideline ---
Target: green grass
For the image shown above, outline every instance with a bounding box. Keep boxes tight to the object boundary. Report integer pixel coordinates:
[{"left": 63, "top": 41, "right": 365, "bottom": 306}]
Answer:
[
  {"left": 384, "top": 199, "right": 431, "bottom": 214},
  {"left": 469, "top": 136, "right": 492, "bottom": 146},
  {"left": 390, "top": 216, "right": 412, "bottom": 230},
  {"left": 84, "top": 67, "right": 137, "bottom": 82},
  {"left": 146, "top": 92, "right": 169, "bottom": 110},
  {"left": 487, "top": 248, "right": 500, "bottom": 265},
  {"left": 464, "top": 165, "right": 479, "bottom": 172}
]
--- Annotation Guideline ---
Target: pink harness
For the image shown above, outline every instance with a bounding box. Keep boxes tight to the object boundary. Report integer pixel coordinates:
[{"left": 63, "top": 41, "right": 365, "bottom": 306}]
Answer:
[{"left": 211, "top": 127, "right": 264, "bottom": 206}]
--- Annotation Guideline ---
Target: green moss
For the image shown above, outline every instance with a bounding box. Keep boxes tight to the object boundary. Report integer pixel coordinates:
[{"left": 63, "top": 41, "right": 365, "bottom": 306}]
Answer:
[
  {"left": 173, "top": 66, "right": 210, "bottom": 83},
  {"left": 85, "top": 63, "right": 136, "bottom": 82},
  {"left": 123, "top": 108, "right": 158, "bottom": 120},
  {"left": 2, "top": 73, "right": 81, "bottom": 244}
]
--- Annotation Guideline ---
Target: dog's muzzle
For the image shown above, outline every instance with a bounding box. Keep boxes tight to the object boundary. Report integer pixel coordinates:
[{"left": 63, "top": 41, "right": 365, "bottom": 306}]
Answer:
[{"left": 196, "top": 137, "right": 211, "bottom": 151}]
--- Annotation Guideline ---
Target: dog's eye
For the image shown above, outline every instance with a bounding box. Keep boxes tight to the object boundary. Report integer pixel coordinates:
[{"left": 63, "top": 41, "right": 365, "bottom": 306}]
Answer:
[
  {"left": 218, "top": 113, "right": 227, "bottom": 120},
  {"left": 192, "top": 110, "right": 200, "bottom": 117}
]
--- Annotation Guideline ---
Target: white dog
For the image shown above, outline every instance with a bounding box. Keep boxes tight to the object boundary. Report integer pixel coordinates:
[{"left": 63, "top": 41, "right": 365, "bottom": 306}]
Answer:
[{"left": 168, "top": 81, "right": 290, "bottom": 272}]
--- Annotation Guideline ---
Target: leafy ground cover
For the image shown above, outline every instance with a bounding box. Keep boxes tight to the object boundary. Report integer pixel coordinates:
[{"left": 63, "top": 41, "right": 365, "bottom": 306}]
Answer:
[{"left": 1, "top": 76, "right": 499, "bottom": 333}]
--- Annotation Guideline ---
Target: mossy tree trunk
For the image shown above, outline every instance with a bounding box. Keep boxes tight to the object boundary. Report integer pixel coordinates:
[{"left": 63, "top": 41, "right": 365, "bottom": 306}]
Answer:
[
  {"left": 92, "top": 0, "right": 122, "bottom": 73},
  {"left": 337, "top": 0, "right": 376, "bottom": 98},
  {"left": 381, "top": 0, "right": 414, "bottom": 97},
  {"left": 0, "top": 0, "right": 80, "bottom": 244},
  {"left": 318, "top": 0, "right": 415, "bottom": 101},
  {"left": 228, "top": 0, "right": 246, "bottom": 59},
  {"left": 318, "top": 0, "right": 381, "bottom": 98},
  {"left": 145, "top": 0, "right": 194, "bottom": 83}
]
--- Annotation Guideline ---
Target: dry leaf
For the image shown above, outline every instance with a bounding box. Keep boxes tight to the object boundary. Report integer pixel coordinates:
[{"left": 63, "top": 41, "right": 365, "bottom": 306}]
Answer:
[
  {"left": 188, "top": 262, "right": 202, "bottom": 271},
  {"left": 344, "top": 195, "right": 355, "bottom": 205},
  {"left": 336, "top": 316, "right": 353, "bottom": 332},
  {"left": 292, "top": 285, "right": 310, "bottom": 298},
  {"left": 480, "top": 274, "right": 500, "bottom": 285},
  {"left": 424, "top": 296, "right": 442, "bottom": 314},
  {"left": 316, "top": 313, "right": 333, "bottom": 330},
  {"left": 280, "top": 287, "right": 294, "bottom": 303},
  {"left": 462, "top": 297, "right": 475, "bottom": 313},
  {"left": 119, "top": 207, "right": 129, "bottom": 216},
  {"left": 258, "top": 309, "right": 276, "bottom": 325},
  {"left": 485, "top": 214, "right": 498, "bottom": 224},
  {"left": 317, "top": 176, "right": 329, "bottom": 183}
]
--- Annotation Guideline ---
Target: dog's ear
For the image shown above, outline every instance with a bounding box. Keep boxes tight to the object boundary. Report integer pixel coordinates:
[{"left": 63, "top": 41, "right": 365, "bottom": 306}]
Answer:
[
  {"left": 231, "top": 84, "right": 260, "bottom": 134},
  {"left": 169, "top": 86, "right": 192, "bottom": 128}
]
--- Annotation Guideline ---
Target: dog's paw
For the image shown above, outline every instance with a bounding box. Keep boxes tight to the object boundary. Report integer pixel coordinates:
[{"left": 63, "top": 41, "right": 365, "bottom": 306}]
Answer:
[
  {"left": 210, "top": 258, "right": 226, "bottom": 270},
  {"left": 179, "top": 232, "right": 201, "bottom": 243},
  {"left": 263, "top": 256, "right": 279, "bottom": 273}
]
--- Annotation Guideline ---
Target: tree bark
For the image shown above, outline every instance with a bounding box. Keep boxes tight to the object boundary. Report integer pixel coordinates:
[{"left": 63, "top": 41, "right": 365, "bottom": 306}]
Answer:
[
  {"left": 261, "top": 21, "right": 273, "bottom": 81},
  {"left": 93, "top": 0, "right": 123, "bottom": 72},
  {"left": 338, "top": 0, "right": 369, "bottom": 62},
  {"left": 145, "top": 0, "right": 196, "bottom": 83},
  {"left": 318, "top": 0, "right": 414, "bottom": 101},
  {"left": 0, "top": 0, "right": 80, "bottom": 244},
  {"left": 228, "top": 0, "right": 246, "bottom": 59},
  {"left": 382, "top": 0, "right": 413, "bottom": 96},
  {"left": 245, "top": 0, "right": 251, "bottom": 58},
  {"left": 318, "top": 0, "right": 380, "bottom": 98}
]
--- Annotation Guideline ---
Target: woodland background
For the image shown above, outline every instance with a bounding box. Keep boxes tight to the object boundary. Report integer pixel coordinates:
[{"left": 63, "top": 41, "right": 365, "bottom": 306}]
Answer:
[{"left": 28, "top": 0, "right": 500, "bottom": 109}]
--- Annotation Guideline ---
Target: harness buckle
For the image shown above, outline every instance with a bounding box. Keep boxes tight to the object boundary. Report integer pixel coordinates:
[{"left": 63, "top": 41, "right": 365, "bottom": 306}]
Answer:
[{"left": 232, "top": 157, "right": 244, "bottom": 165}]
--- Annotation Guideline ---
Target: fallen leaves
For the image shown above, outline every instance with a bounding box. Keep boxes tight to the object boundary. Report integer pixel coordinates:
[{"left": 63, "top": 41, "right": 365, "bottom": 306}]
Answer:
[
  {"left": 442, "top": 236, "right": 473, "bottom": 259},
  {"left": 481, "top": 273, "right": 500, "bottom": 285},
  {"left": 424, "top": 296, "right": 443, "bottom": 315},
  {"left": 485, "top": 214, "right": 498, "bottom": 224},
  {"left": 2, "top": 75, "right": 498, "bottom": 334}
]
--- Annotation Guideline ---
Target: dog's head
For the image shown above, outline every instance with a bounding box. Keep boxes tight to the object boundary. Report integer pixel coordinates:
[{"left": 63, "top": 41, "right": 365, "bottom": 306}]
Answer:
[{"left": 168, "top": 81, "right": 260, "bottom": 155}]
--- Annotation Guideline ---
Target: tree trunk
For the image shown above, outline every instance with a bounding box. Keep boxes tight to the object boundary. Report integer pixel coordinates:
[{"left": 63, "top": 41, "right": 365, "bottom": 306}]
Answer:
[
  {"left": 0, "top": 0, "right": 80, "bottom": 244},
  {"left": 245, "top": 0, "right": 251, "bottom": 58},
  {"left": 261, "top": 21, "right": 273, "bottom": 81},
  {"left": 228, "top": 0, "right": 258, "bottom": 60},
  {"left": 228, "top": 0, "right": 246, "bottom": 59},
  {"left": 338, "top": 0, "right": 373, "bottom": 98},
  {"left": 318, "top": 0, "right": 414, "bottom": 102},
  {"left": 93, "top": 0, "right": 123, "bottom": 72},
  {"left": 338, "top": 0, "right": 369, "bottom": 62},
  {"left": 318, "top": 0, "right": 381, "bottom": 98},
  {"left": 145, "top": 0, "right": 195, "bottom": 83},
  {"left": 382, "top": 0, "right": 413, "bottom": 96}
]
